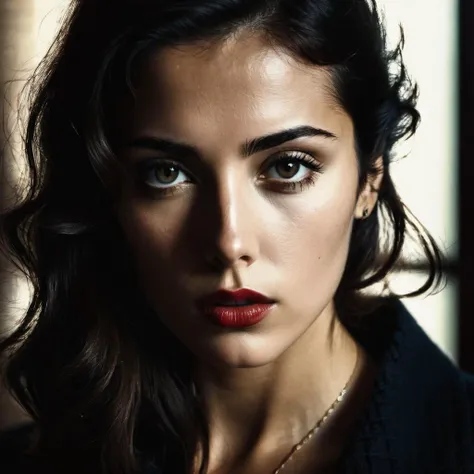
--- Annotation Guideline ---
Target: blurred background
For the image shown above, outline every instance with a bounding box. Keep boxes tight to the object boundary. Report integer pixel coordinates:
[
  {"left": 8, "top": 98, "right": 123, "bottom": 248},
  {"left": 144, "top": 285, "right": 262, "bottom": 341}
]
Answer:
[{"left": 0, "top": 0, "right": 473, "bottom": 429}]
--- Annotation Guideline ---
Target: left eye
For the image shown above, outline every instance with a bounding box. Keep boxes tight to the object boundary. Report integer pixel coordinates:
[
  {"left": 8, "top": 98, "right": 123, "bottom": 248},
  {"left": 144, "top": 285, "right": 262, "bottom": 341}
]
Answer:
[{"left": 266, "top": 159, "right": 310, "bottom": 181}]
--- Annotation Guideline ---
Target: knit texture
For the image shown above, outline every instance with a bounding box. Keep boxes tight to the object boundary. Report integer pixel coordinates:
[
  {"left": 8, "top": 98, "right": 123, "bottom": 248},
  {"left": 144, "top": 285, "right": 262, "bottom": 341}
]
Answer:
[{"left": 341, "top": 298, "right": 474, "bottom": 474}]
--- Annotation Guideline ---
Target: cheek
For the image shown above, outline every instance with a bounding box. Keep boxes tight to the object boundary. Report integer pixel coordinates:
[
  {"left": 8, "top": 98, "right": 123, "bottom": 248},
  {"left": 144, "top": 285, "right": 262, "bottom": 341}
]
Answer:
[
  {"left": 116, "top": 202, "right": 189, "bottom": 296},
  {"left": 278, "top": 204, "right": 353, "bottom": 274},
  {"left": 122, "top": 217, "right": 169, "bottom": 265},
  {"left": 270, "top": 175, "right": 357, "bottom": 303},
  {"left": 118, "top": 198, "right": 188, "bottom": 257}
]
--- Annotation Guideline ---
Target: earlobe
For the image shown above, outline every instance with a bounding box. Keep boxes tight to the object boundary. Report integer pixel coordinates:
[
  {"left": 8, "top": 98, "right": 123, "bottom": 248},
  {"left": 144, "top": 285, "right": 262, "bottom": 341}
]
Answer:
[
  {"left": 355, "top": 195, "right": 371, "bottom": 220},
  {"left": 355, "top": 157, "right": 384, "bottom": 220}
]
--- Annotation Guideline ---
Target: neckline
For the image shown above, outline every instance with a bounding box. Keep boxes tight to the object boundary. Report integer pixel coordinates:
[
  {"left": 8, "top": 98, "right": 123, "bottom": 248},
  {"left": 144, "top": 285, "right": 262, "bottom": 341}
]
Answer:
[{"left": 341, "top": 297, "right": 471, "bottom": 473}]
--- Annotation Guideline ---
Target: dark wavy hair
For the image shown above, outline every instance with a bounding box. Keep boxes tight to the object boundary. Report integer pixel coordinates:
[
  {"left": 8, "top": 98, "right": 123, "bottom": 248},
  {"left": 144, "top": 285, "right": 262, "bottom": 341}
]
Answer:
[{"left": 0, "top": 0, "right": 444, "bottom": 472}]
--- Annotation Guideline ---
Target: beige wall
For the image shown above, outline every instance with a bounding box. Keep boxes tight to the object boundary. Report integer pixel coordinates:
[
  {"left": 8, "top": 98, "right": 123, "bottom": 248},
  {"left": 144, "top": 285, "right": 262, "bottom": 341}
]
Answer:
[
  {"left": 377, "top": 0, "right": 458, "bottom": 361},
  {"left": 0, "top": 0, "right": 36, "bottom": 430}
]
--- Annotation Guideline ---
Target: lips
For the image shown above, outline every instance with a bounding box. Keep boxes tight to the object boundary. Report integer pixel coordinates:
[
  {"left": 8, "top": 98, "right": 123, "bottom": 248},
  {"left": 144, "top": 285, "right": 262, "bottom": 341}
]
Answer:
[
  {"left": 196, "top": 288, "right": 276, "bottom": 328},
  {"left": 196, "top": 288, "right": 275, "bottom": 307}
]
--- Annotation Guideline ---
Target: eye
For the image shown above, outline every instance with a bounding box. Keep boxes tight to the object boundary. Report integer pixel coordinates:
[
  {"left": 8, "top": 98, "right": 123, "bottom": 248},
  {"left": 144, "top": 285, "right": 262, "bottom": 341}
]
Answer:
[
  {"left": 139, "top": 160, "right": 191, "bottom": 189},
  {"left": 266, "top": 158, "right": 310, "bottom": 182},
  {"left": 260, "top": 152, "right": 322, "bottom": 185}
]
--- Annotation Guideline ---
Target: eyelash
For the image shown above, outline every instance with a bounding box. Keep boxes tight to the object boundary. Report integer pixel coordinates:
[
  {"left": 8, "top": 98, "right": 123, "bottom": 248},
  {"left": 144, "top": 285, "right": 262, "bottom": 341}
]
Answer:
[
  {"left": 262, "top": 152, "right": 324, "bottom": 193},
  {"left": 135, "top": 151, "right": 324, "bottom": 197}
]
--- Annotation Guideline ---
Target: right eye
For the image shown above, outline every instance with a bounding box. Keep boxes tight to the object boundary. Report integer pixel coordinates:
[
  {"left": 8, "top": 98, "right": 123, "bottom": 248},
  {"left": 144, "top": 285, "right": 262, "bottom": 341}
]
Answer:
[{"left": 138, "top": 160, "right": 192, "bottom": 190}]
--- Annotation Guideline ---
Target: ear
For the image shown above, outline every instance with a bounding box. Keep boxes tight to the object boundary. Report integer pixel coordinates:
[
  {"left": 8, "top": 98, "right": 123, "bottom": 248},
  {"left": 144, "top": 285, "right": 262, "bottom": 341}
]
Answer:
[{"left": 354, "top": 157, "right": 384, "bottom": 219}]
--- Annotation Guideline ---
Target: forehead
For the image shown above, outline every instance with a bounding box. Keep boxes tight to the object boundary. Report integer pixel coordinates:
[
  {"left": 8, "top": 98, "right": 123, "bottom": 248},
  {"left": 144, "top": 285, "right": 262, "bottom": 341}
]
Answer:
[{"left": 128, "top": 34, "right": 352, "bottom": 144}]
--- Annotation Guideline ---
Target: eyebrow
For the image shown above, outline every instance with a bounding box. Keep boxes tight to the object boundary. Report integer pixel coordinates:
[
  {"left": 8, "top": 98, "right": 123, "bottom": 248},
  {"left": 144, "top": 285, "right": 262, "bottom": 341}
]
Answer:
[{"left": 126, "top": 125, "right": 337, "bottom": 159}]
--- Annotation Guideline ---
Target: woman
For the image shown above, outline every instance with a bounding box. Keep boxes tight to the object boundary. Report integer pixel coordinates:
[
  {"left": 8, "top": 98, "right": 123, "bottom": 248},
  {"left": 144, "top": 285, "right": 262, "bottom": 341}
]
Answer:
[{"left": 0, "top": 0, "right": 473, "bottom": 473}]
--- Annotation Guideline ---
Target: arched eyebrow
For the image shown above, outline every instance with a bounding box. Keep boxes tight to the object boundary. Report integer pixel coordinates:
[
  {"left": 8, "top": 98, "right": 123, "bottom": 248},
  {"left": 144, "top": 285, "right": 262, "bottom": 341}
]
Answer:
[
  {"left": 126, "top": 125, "right": 337, "bottom": 159},
  {"left": 242, "top": 125, "right": 337, "bottom": 156}
]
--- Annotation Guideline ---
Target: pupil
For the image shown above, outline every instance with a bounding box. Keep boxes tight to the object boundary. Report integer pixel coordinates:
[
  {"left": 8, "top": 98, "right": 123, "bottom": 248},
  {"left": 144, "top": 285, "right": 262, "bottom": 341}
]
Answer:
[
  {"left": 156, "top": 165, "right": 178, "bottom": 184},
  {"left": 277, "top": 161, "right": 299, "bottom": 179}
]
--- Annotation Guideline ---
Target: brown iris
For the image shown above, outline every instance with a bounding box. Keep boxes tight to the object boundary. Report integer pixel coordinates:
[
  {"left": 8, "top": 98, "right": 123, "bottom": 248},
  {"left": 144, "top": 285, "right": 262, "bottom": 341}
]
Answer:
[
  {"left": 155, "top": 164, "right": 179, "bottom": 184},
  {"left": 275, "top": 160, "right": 300, "bottom": 179}
]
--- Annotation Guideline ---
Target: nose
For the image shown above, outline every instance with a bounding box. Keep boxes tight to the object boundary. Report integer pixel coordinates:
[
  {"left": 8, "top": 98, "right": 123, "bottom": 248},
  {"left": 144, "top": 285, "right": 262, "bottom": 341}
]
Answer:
[{"left": 202, "top": 170, "right": 259, "bottom": 270}]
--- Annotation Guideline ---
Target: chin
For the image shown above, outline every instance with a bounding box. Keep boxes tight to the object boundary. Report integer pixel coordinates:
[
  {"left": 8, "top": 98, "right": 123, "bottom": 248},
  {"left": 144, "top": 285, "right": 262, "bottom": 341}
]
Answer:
[{"left": 196, "top": 333, "right": 290, "bottom": 369}]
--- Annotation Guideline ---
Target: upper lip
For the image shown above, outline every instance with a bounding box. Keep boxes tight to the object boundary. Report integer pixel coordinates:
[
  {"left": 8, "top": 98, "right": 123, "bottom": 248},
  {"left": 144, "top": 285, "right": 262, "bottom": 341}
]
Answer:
[{"left": 196, "top": 288, "right": 275, "bottom": 307}]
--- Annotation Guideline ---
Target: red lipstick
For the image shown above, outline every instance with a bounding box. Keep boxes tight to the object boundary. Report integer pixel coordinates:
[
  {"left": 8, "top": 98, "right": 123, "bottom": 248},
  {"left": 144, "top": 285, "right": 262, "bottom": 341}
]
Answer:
[{"left": 196, "top": 288, "right": 276, "bottom": 328}]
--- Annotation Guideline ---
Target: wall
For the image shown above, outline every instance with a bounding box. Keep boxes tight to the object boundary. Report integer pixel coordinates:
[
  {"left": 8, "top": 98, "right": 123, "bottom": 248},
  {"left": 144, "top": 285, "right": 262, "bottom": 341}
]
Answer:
[{"left": 377, "top": 0, "right": 458, "bottom": 361}]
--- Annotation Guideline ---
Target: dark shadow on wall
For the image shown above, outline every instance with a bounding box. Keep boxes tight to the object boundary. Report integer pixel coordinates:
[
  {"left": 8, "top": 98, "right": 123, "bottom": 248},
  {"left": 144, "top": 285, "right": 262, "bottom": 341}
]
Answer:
[{"left": 458, "top": 0, "right": 474, "bottom": 373}]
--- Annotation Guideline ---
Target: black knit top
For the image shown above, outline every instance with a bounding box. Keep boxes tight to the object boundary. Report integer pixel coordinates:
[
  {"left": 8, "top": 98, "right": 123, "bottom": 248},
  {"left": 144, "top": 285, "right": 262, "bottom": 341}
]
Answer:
[{"left": 340, "top": 298, "right": 474, "bottom": 474}]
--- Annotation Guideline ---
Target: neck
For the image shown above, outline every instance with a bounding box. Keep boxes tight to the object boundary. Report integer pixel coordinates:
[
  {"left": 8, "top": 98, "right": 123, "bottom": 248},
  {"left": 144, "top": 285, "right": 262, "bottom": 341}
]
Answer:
[{"left": 193, "top": 302, "right": 360, "bottom": 472}]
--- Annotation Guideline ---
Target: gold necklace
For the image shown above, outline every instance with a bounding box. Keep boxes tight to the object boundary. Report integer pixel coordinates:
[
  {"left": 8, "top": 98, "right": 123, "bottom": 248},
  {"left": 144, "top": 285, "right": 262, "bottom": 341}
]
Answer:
[
  {"left": 272, "top": 384, "right": 348, "bottom": 473},
  {"left": 272, "top": 351, "right": 359, "bottom": 474},
  {"left": 192, "top": 352, "right": 359, "bottom": 474}
]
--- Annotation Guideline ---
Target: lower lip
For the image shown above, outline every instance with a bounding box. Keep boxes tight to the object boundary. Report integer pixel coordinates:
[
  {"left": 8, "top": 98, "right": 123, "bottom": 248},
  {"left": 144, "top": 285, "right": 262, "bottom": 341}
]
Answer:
[{"left": 200, "top": 304, "right": 275, "bottom": 328}]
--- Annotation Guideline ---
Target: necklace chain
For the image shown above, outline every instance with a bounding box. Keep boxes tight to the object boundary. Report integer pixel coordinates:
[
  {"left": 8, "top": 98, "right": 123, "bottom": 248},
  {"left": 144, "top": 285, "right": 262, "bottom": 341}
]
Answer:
[
  {"left": 192, "top": 351, "right": 359, "bottom": 474},
  {"left": 272, "top": 385, "right": 349, "bottom": 473},
  {"left": 272, "top": 344, "right": 361, "bottom": 474}
]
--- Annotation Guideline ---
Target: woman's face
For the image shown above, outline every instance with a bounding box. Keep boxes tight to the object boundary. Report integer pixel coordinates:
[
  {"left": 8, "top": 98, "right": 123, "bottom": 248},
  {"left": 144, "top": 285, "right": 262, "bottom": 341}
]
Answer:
[{"left": 116, "top": 34, "right": 368, "bottom": 368}]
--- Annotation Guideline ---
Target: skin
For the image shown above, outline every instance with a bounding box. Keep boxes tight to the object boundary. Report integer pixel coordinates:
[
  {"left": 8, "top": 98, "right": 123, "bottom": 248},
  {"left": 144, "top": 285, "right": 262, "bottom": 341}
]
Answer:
[{"left": 116, "top": 33, "right": 382, "bottom": 473}]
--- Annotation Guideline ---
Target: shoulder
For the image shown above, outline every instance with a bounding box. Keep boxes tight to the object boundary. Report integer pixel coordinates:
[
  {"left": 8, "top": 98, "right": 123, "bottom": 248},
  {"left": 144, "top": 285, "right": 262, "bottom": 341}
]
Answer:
[
  {"left": 462, "top": 371, "right": 474, "bottom": 389},
  {"left": 0, "top": 423, "right": 36, "bottom": 473},
  {"left": 462, "top": 371, "right": 474, "bottom": 413},
  {"left": 343, "top": 298, "right": 474, "bottom": 472}
]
